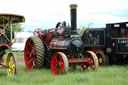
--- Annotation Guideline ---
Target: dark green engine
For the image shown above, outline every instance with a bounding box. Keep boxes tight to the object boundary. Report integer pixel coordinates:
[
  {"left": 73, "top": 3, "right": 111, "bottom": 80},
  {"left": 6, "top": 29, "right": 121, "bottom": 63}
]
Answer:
[{"left": 0, "top": 26, "right": 14, "bottom": 58}]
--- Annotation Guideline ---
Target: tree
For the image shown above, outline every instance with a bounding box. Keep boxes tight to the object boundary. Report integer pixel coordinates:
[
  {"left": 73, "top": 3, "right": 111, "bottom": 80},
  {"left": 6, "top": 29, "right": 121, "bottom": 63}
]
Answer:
[
  {"left": 13, "top": 23, "right": 24, "bottom": 32},
  {"left": 9, "top": 23, "right": 24, "bottom": 32},
  {"left": 0, "top": 23, "right": 23, "bottom": 32},
  {"left": 77, "top": 27, "right": 86, "bottom": 36},
  {"left": 77, "top": 23, "right": 93, "bottom": 36}
]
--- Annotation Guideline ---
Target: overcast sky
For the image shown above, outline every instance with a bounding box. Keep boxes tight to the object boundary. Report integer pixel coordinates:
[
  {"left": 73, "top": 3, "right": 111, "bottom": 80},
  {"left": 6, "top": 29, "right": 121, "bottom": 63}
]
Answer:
[{"left": 0, "top": 0, "right": 128, "bottom": 31}]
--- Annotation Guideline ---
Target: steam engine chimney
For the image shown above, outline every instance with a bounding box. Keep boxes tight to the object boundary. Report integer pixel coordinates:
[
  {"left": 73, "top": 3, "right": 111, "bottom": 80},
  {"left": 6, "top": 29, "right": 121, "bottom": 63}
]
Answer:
[{"left": 70, "top": 4, "right": 77, "bottom": 35}]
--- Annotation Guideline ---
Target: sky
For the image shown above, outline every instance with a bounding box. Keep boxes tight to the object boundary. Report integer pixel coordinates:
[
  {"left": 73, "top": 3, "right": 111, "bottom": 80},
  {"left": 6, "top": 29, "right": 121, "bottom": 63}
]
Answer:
[{"left": 0, "top": 0, "right": 128, "bottom": 32}]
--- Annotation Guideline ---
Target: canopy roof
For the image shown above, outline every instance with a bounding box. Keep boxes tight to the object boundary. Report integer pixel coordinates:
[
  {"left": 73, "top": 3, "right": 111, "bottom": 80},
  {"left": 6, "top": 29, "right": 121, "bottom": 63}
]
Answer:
[
  {"left": 107, "top": 22, "right": 128, "bottom": 25},
  {"left": 0, "top": 13, "right": 25, "bottom": 24}
]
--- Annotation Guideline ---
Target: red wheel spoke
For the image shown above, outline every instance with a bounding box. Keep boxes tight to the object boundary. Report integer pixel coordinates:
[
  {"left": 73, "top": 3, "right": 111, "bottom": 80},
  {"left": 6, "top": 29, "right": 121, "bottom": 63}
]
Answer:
[
  {"left": 29, "top": 43, "right": 33, "bottom": 49},
  {"left": 90, "top": 65, "right": 95, "bottom": 70},
  {"left": 31, "top": 45, "right": 35, "bottom": 51},
  {"left": 33, "top": 56, "right": 36, "bottom": 61},
  {"left": 62, "top": 68, "right": 64, "bottom": 73},
  {"left": 54, "top": 57, "right": 59, "bottom": 64},
  {"left": 28, "top": 58, "right": 33, "bottom": 64},
  {"left": 32, "top": 45, "right": 35, "bottom": 49},
  {"left": 33, "top": 60, "right": 36, "bottom": 67},
  {"left": 27, "top": 50, "right": 31, "bottom": 53},
  {"left": 53, "top": 61, "right": 58, "bottom": 64},
  {"left": 59, "top": 56, "right": 63, "bottom": 62},
  {"left": 61, "top": 63, "right": 64, "bottom": 68},
  {"left": 89, "top": 60, "right": 94, "bottom": 65},
  {"left": 27, "top": 52, "right": 31, "bottom": 55},
  {"left": 89, "top": 57, "right": 94, "bottom": 65},
  {"left": 59, "top": 62, "right": 64, "bottom": 69},
  {"left": 91, "top": 61, "right": 94, "bottom": 65},
  {"left": 31, "top": 63, "right": 34, "bottom": 69},
  {"left": 90, "top": 57, "right": 93, "bottom": 61},
  {"left": 33, "top": 52, "right": 36, "bottom": 56},
  {"left": 55, "top": 61, "right": 59, "bottom": 64},
  {"left": 56, "top": 68, "right": 60, "bottom": 74}
]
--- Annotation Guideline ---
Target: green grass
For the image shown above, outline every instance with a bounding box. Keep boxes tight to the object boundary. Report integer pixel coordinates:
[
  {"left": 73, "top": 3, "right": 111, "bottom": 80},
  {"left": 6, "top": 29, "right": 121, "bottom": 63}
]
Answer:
[
  {"left": 0, "top": 65, "right": 128, "bottom": 85},
  {"left": 0, "top": 52, "right": 128, "bottom": 85}
]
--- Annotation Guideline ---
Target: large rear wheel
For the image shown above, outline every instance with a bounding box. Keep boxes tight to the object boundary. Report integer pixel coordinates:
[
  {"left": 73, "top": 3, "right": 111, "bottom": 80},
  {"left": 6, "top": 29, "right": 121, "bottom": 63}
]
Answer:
[
  {"left": 96, "top": 51, "right": 109, "bottom": 66},
  {"left": 24, "top": 36, "right": 45, "bottom": 70},
  {"left": 51, "top": 52, "right": 69, "bottom": 75}
]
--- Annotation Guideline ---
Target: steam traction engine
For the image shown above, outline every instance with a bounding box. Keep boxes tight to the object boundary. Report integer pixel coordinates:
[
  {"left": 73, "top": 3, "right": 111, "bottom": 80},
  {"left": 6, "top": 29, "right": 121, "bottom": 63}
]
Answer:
[
  {"left": 81, "top": 22, "right": 128, "bottom": 65},
  {"left": 24, "top": 4, "right": 99, "bottom": 75},
  {"left": 0, "top": 14, "right": 25, "bottom": 75}
]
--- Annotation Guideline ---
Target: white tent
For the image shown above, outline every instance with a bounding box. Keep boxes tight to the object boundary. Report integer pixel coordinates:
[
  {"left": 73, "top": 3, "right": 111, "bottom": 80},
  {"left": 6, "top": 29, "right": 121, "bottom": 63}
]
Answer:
[{"left": 12, "top": 32, "right": 33, "bottom": 51}]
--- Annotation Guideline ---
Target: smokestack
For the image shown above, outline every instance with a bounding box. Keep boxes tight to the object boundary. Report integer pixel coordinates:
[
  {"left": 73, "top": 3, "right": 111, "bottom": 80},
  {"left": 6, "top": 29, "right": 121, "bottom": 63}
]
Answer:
[{"left": 70, "top": 4, "right": 77, "bottom": 35}]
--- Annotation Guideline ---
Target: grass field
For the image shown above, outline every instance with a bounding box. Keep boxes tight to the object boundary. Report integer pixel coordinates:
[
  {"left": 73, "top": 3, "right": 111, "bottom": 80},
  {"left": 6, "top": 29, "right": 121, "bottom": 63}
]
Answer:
[{"left": 0, "top": 52, "right": 128, "bottom": 85}]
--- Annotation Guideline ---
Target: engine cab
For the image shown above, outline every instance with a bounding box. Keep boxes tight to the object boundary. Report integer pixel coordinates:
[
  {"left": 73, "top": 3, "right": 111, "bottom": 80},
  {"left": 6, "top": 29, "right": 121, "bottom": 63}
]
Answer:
[
  {"left": 107, "top": 22, "right": 128, "bottom": 38},
  {"left": 106, "top": 22, "right": 128, "bottom": 54}
]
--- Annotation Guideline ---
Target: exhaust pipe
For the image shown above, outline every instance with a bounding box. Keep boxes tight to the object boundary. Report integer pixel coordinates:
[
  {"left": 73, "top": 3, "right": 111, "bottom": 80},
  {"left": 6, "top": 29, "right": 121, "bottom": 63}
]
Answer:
[{"left": 70, "top": 4, "right": 77, "bottom": 35}]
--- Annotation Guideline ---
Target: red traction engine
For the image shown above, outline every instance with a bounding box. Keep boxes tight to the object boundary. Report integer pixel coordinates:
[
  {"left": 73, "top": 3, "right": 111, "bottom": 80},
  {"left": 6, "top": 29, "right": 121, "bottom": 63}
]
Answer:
[{"left": 24, "top": 4, "right": 99, "bottom": 75}]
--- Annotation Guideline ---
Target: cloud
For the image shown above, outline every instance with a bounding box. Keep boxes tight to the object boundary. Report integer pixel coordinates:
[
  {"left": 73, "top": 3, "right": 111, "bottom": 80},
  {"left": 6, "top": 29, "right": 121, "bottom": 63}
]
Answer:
[{"left": 0, "top": 0, "right": 128, "bottom": 31}]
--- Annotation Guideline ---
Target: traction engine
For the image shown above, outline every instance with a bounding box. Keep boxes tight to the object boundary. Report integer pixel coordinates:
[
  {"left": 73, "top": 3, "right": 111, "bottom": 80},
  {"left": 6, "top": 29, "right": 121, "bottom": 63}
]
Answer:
[
  {"left": 0, "top": 14, "right": 25, "bottom": 76},
  {"left": 81, "top": 21, "right": 128, "bottom": 65},
  {"left": 24, "top": 4, "right": 99, "bottom": 75}
]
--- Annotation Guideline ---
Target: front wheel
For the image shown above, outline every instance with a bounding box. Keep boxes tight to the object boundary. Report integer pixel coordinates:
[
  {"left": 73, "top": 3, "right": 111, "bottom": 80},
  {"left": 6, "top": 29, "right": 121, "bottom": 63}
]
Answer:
[
  {"left": 6, "top": 53, "right": 16, "bottom": 76},
  {"left": 51, "top": 52, "right": 69, "bottom": 75}
]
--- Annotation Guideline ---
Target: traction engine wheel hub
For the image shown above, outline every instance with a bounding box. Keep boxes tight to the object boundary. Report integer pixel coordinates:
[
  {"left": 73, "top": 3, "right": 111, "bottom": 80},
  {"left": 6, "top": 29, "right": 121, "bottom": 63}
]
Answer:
[{"left": 99, "top": 57, "right": 103, "bottom": 64}]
